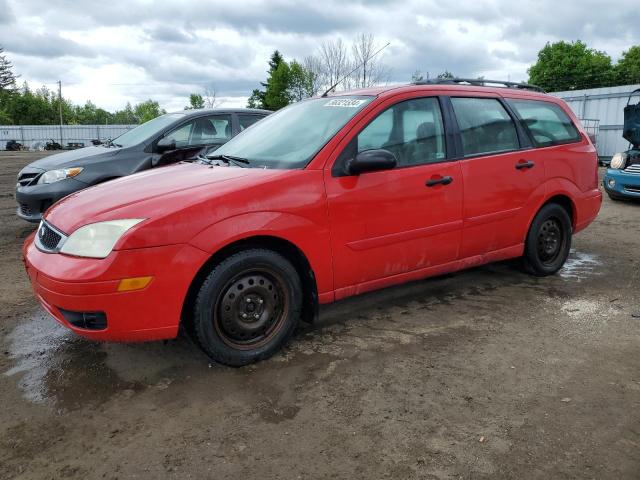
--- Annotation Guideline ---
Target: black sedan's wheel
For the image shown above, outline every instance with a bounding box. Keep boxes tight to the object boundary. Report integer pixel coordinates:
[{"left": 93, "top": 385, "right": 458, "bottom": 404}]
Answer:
[
  {"left": 193, "top": 249, "right": 302, "bottom": 367},
  {"left": 523, "top": 203, "right": 572, "bottom": 276}
]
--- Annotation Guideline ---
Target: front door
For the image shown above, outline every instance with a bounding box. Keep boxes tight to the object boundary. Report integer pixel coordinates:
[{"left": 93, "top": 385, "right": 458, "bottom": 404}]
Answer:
[
  {"left": 324, "top": 96, "right": 464, "bottom": 297},
  {"left": 153, "top": 114, "right": 233, "bottom": 166}
]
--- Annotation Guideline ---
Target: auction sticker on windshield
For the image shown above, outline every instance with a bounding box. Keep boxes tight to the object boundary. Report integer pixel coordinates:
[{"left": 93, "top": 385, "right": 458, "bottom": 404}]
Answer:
[{"left": 324, "top": 99, "right": 367, "bottom": 108}]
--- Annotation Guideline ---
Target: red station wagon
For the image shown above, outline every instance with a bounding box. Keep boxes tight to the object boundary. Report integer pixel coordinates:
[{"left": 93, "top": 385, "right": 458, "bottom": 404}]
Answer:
[{"left": 23, "top": 79, "right": 602, "bottom": 366}]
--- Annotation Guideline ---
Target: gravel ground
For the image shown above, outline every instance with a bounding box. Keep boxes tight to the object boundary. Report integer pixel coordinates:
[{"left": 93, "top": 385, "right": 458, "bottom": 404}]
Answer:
[{"left": 1, "top": 151, "right": 639, "bottom": 480}]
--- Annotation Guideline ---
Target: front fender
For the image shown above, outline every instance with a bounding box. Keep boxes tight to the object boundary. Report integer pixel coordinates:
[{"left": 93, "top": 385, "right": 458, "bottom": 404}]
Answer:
[{"left": 188, "top": 211, "right": 334, "bottom": 296}]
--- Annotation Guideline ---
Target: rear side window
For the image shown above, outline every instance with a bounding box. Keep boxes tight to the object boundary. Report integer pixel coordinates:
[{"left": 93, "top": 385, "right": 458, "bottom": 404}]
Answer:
[
  {"left": 451, "top": 97, "right": 519, "bottom": 157},
  {"left": 239, "top": 114, "right": 264, "bottom": 131},
  {"left": 508, "top": 99, "right": 581, "bottom": 147}
]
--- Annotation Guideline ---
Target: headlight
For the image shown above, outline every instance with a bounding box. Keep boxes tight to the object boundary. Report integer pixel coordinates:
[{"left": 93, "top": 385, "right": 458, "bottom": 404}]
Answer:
[
  {"left": 610, "top": 152, "right": 628, "bottom": 170},
  {"left": 37, "top": 167, "right": 83, "bottom": 184},
  {"left": 60, "top": 219, "right": 144, "bottom": 258}
]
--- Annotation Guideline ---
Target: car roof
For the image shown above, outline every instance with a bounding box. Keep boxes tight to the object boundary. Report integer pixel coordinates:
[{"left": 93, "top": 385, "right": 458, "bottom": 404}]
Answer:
[{"left": 170, "top": 108, "right": 272, "bottom": 118}]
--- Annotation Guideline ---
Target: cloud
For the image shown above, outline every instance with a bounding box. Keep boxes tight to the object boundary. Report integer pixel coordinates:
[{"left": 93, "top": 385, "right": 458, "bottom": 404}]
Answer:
[{"left": 0, "top": 0, "right": 638, "bottom": 111}]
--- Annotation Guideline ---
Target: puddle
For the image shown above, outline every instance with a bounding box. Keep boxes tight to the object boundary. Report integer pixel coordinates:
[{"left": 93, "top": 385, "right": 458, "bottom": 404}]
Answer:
[
  {"left": 3, "top": 309, "right": 200, "bottom": 409},
  {"left": 559, "top": 250, "right": 602, "bottom": 281},
  {"left": 4, "top": 310, "right": 73, "bottom": 404}
]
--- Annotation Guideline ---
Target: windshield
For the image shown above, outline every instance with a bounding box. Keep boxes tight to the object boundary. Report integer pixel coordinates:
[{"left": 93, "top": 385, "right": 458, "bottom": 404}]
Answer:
[
  {"left": 213, "top": 96, "right": 373, "bottom": 168},
  {"left": 112, "top": 113, "right": 185, "bottom": 148}
]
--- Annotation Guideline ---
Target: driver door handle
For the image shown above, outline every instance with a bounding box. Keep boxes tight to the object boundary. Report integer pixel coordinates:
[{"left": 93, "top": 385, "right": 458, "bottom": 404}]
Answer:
[
  {"left": 515, "top": 160, "right": 535, "bottom": 170},
  {"left": 426, "top": 176, "right": 453, "bottom": 187}
]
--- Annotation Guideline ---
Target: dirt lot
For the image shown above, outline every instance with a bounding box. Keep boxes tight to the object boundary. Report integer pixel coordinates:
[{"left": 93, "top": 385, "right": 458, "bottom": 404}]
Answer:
[{"left": 0, "top": 151, "right": 639, "bottom": 480}]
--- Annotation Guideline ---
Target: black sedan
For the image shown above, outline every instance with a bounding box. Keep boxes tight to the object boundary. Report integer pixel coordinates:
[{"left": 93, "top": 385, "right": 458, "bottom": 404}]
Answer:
[{"left": 15, "top": 108, "right": 270, "bottom": 222}]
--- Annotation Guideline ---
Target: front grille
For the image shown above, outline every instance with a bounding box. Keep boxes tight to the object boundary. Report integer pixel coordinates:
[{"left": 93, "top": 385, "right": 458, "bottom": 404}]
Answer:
[
  {"left": 624, "top": 163, "right": 640, "bottom": 175},
  {"left": 35, "top": 221, "right": 67, "bottom": 253},
  {"left": 624, "top": 186, "right": 640, "bottom": 194},
  {"left": 17, "top": 172, "right": 41, "bottom": 187}
]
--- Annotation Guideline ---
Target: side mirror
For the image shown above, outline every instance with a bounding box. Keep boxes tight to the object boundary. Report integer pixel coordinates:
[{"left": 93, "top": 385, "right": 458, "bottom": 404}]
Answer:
[
  {"left": 346, "top": 149, "right": 397, "bottom": 175},
  {"left": 156, "top": 136, "right": 177, "bottom": 153}
]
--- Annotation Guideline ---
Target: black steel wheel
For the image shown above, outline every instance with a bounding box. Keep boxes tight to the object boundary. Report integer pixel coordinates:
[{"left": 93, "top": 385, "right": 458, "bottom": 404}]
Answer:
[
  {"left": 536, "top": 218, "right": 564, "bottom": 266},
  {"left": 523, "top": 203, "right": 572, "bottom": 276},
  {"left": 193, "top": 249, "right": 302, "bottom": 366},
  {"left": 215, "top": 269, "right": 289, "bottom": 349}
]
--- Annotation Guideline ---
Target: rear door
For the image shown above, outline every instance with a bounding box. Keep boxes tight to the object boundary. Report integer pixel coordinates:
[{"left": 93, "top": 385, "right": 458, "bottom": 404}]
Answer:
[{"left": 447, "top": 95, "right": 545, "bottom": 257}]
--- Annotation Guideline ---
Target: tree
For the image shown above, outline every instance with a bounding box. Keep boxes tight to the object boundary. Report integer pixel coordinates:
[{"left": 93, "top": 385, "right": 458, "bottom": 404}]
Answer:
[
  {"left": 134, "top": 100, "right": 165, "bottom": 123},
  {"left": 247, "top": 50, "right": 286, "bottom": 109},
  {"left": 318, "top": 39, "right": 351, "bottom": 92},
  {"left": 350, "top": 33, "right": 389, "bottom": 88},
  {"left": 528, "top": 40, "right": 614, "bottom": 91},
  {"left": 303, "top": 55, "right": 325, "bottom": 96},
  {"left": 615, "top": 46, "right": 640, "bottom": 86},
  {"left": 0, "top": 47, "right": 18, "bottom": 92},
  {"left": 411, "top": 70, "right": 425, "bottom": 82},
  {"left": 112, "top": 102, "right": 137, "bottom": 124},
  {"left": 185, "top": 93, "right": 204, "bottom": 110},
  {"left": 203, "top": 86, "right": 219, "bottom": 108},
  {"left": 247, "top": 89, "right": 265, "bottom": 109},
  {"left": 264, "top": 61, "right": 292, "bottom": 110},
  {"left": 287, "top": 60, "right": 315, "bottom": 102},
  {"left": 437, "top": 71, "right": 455, "bottom": 79}
]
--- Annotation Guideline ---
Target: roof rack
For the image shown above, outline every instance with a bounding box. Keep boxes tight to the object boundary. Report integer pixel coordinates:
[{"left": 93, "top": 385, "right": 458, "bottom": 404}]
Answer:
[{"left": 414, "top": 78, "right": 545, "bottom": 93}]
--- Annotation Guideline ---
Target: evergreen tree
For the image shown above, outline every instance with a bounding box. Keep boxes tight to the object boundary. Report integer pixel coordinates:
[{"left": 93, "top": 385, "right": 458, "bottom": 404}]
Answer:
[{"left": 0, "top": 47, "right": 18, "bottom": 92}]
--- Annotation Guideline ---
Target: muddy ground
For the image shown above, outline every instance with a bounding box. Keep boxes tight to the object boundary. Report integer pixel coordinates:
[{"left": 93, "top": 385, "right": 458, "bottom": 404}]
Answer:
[{"left": 0, "top": 151, "right": 639, "bottom": 480}]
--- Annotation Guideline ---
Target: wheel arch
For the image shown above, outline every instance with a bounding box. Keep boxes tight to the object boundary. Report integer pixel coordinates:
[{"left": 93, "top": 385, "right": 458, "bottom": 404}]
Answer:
[
  {"left": 181, "top": 235, "right": 319, "bottom": 333},
  {"left": 541, "top": 194, "right": 576, "bottom": 229}
]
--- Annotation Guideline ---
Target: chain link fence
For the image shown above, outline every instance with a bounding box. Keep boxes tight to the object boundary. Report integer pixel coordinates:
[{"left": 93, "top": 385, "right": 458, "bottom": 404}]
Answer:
[{"left": 0, "top": 125, "right": 137, "bottom": 150}]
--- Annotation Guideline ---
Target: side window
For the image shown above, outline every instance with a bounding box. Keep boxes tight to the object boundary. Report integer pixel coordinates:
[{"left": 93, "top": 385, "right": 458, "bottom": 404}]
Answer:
[
  {"left": 194, "top": 115, "right": 232, "bottom": 144},
  {"left": 508, "top": 99, "right": 581, "bottom": 147},
  {"left": 352, "top": 97, "right": 446, "bottom": 167},
  {"left": 239, "top": 114, "right": 264, "bottom": 131},
  {"left": 166, "top": 121, "right": 194, "bottom": 149},
  {"left": 450, "top": 97, "right": 519, "bottom": 157}
]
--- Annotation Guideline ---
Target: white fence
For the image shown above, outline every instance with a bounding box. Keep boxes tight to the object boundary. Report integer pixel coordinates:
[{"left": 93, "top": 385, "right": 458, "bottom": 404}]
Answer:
[{"left": 0, "top": 124, "right": 137, "bottom": 150}]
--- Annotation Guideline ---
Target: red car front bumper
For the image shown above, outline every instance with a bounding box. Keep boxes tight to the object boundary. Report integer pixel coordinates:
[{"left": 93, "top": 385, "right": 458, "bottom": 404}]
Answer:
[{"left": 23, "top": 233, "right": 209, "bottom": 342}]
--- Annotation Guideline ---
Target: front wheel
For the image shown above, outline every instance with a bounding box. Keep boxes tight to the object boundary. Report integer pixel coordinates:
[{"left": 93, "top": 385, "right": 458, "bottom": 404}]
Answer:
[
  {"left": 193, "top": 249, "right": 303, "bottom": 367},
  {"left": 523, "top": 203, "right": 572, "bottom": 276}
]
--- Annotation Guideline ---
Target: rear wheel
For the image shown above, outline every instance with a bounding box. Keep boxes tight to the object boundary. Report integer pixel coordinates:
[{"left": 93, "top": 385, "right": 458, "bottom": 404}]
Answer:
[
  {"left": 193, "top": 249, "right": 302, "bottom": 367},
  {"left": 523, "top": 203, "right": 572, "bottom": 276}
]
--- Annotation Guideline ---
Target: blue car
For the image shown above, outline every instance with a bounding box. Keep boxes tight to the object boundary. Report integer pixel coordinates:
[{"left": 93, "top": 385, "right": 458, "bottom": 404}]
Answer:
[{"left": 603, "top": 149, "right": 640, "bottom": 201}]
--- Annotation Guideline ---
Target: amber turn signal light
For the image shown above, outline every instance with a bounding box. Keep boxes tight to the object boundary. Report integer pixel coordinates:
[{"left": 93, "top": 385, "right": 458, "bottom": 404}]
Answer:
[{"left": 117, "top": 276, "right": 153, "bottom": 292}]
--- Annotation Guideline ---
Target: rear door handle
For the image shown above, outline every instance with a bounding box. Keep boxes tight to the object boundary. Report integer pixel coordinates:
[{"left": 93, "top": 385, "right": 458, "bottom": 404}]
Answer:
[
  {"left": 426, "top": 176, "right": 453, "bottom": 187},
  {"left": 515, "top": 160, "right": 535, "bottom": 170}
]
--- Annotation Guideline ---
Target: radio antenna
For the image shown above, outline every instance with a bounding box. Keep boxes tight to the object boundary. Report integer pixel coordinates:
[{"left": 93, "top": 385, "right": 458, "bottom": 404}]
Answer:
[{"left": 320, "top": 42, "right": 390, "bottom": 97}]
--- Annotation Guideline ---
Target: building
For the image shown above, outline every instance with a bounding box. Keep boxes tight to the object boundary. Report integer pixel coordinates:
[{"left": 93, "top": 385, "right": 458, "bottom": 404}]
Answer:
[{"left": 551, "top": 84, "right": 640, "bottom": 160}]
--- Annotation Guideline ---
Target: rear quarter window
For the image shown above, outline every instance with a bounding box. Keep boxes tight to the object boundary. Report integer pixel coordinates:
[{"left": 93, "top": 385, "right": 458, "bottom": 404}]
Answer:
[{"left": 508, "top": 99, "right": 581, "bottom": 147}]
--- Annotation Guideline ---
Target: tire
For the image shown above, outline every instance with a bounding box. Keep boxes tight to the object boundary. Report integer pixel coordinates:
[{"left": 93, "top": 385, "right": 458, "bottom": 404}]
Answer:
[
  {"left": 193, "top": 249, "right": 303, "bottom": 367},
  {"left": 523, "top": 203, "right": 572, "bottom": 276}
]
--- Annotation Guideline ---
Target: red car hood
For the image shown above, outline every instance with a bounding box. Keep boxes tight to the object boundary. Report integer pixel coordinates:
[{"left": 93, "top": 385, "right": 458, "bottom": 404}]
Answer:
[{"left": 46, "top": 163, "right": 256, "bottom": 233}]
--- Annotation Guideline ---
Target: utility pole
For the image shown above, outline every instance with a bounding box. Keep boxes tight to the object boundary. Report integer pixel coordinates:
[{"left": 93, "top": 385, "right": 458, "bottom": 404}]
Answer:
[{"left": 57, "top": 80, "right": 63, "bottom": 148}]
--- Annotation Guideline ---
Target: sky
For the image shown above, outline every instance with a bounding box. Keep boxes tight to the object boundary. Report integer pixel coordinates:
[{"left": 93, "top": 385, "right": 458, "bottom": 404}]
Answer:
[{"left": 1, "top": 0, "right": 639, "bottom": 112}]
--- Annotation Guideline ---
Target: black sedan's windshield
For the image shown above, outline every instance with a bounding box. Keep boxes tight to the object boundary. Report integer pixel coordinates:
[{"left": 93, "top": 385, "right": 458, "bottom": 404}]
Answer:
[
  {"left": 112, "top": 113, "right": 185, "bottom": 148},
  {"left": 212, "top": 96, "right": 373, "bottom": 168}
]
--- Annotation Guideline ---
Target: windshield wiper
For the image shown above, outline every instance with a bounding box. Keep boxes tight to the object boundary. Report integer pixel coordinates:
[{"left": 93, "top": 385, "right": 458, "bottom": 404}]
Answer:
[
  {"left": 204, "top": 154, "right": 251, "bottom": 167},
  {"left": 104, "top": 138, "right": 122, "bottom": 148}
]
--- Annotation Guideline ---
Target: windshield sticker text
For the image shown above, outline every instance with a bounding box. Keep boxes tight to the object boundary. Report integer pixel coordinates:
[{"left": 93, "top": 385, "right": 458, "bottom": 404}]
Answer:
[{"left": 324, "top": 99, "right": 366, "bottom": 108}]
